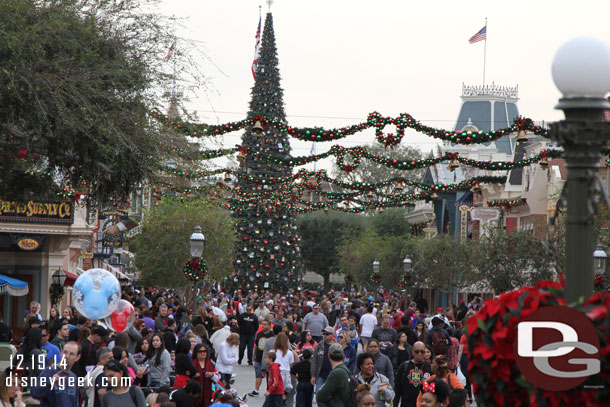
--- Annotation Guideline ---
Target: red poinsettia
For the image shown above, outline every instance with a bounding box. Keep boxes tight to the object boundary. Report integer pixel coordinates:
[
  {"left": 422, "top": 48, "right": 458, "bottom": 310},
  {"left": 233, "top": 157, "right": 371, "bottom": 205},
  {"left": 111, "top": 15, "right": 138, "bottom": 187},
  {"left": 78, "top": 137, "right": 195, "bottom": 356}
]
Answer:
[{"left": 466, "top": 279, "right": 610, "bottom": 407}]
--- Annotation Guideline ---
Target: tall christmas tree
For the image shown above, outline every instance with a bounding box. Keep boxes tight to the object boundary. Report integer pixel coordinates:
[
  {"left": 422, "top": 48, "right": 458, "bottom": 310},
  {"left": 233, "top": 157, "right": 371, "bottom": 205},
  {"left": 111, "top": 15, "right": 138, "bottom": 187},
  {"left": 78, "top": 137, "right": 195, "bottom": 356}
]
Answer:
[{"left": 232, "top": 13, "right": 302, "bottom": 292}]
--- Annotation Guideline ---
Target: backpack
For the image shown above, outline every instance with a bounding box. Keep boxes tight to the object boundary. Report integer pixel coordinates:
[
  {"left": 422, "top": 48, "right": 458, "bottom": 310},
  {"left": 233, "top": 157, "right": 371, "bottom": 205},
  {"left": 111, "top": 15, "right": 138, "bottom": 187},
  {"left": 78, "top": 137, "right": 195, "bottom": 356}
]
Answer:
[
  {"left": 431, "top": 329, "right": 449, "bottom": 355},
  {"left": 340, "top": 365, "right": 359, "bottom": 407}
]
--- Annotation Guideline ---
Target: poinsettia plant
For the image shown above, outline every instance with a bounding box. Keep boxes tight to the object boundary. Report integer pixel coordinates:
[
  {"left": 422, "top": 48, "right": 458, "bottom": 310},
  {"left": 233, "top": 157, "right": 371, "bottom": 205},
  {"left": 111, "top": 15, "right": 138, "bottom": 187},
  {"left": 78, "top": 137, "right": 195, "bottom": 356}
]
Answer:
[{"left": 465, "top": 279, "right": 610, "bottom": 407}]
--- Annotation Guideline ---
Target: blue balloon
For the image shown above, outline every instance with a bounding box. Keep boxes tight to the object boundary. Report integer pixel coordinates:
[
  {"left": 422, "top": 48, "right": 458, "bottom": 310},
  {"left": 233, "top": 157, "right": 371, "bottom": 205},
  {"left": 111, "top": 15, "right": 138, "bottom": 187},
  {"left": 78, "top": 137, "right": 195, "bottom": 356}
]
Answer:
[{"left": 73, "top": 269, "right": 121, "bottom": 320}]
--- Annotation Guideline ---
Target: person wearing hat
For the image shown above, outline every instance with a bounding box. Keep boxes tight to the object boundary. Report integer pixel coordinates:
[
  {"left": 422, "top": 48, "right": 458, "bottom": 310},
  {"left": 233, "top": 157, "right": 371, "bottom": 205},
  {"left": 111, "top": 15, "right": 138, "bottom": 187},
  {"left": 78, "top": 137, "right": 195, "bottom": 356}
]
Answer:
[
  {"left": 315, "top": 342, "right": 351, "bottom": 407},
  {"left": 310, "top": 326, "right": 336, "bottom": 395},
  {"left": 303, "top": 304, "right": 328, "bottom": 344}
]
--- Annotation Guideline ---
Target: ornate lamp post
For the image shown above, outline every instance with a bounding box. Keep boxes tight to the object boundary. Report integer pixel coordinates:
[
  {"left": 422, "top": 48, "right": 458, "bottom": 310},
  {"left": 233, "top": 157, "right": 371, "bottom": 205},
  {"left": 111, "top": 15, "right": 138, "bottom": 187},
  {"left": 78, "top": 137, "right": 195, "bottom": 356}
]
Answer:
[
  {"left": 372, "top": 260, "right": 380, "bottom": 274},
  {"left": 403, "top": 257, "right": 412, "bottom": 274},
  {"left": 50, "top": 269, "right": 66, "bottom": 306},
  {"left": 189, "top": 226, "right": 205, "bottom": 258},
  {"left": 550, "top": 36, "right": 610, "bottom": 303},
  {"left": 593, "top": 243, "right": 607, "bottom": 276}
]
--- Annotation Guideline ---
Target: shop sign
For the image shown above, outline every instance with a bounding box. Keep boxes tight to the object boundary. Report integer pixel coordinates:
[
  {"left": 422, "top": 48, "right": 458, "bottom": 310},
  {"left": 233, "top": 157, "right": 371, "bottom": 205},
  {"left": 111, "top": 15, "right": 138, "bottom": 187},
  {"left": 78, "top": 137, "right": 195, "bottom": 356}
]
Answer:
[
  {"left": 17, "top": 238, "right": 40, "bottom": 251},
  {"left": 0, "top": 200, "right": 74, "bottom": 224},
  {"left": 459, "top": 205, "right": 469, "bottom": 241},
  {"left": 80, "top": 250, "right": 94, "bottom": 259}
]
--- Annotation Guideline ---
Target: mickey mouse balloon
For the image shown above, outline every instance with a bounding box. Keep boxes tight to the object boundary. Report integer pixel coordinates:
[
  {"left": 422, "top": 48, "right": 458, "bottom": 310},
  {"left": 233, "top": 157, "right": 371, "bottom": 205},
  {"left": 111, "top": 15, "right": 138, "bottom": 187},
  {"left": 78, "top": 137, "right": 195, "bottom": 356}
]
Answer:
[
  {"left": 73, "top": 268, "right": 121, "bottom": 320},
  {"left": 104, "top": 299, "right": 135, "bottom": 332}
]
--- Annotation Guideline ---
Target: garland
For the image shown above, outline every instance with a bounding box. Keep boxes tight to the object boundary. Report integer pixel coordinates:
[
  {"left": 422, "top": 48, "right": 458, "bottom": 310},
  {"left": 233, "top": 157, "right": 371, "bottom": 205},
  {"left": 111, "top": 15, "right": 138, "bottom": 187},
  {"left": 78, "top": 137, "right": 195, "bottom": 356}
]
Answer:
[
  {"left": 183, "top": 257, "right": 208, "bottom": 282},
  {"left": 487, "top": 197, "right": 527, "bottom": 209},
  {"left": 370, "top": 274, "right": 381, "bottom": 284},
  {"left": 152, "top": 110, "right": 549, "bottom": 146},
  {"left": 49, "top": 283, "right": 64, "bottom": 306}
]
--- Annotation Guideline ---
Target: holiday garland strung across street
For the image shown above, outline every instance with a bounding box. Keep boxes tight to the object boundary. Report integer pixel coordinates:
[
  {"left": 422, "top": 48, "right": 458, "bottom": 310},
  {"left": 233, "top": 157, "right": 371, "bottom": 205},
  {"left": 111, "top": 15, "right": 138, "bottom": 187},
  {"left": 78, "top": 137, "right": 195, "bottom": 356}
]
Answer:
[{"left": 151, "top": 109, "right": 549, "bottom": 146}]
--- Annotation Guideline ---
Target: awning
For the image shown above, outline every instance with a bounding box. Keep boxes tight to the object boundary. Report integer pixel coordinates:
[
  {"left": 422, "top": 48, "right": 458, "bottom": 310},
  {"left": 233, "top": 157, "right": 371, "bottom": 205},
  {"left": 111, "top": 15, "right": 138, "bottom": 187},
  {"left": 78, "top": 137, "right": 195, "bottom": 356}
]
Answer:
[
  {"left": 0, "top": 274, "right": 29, "bottom": 296},
  {"left": 63, "top": 270, "right": 79, "bottom": 287}
]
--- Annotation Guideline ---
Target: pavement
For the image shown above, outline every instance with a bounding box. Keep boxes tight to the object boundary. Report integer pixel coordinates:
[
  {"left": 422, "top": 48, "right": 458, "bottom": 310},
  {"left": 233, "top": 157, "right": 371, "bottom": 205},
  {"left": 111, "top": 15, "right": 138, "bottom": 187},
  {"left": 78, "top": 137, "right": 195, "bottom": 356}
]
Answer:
[{"left": 231, "top": 362, "right": 265, "bottom": 407}]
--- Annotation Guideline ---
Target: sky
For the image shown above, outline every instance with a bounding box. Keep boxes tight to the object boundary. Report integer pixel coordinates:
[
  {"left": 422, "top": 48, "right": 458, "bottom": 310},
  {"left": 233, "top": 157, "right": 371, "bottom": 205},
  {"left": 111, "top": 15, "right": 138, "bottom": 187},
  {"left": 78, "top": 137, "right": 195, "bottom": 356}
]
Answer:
[{"left": 157, "top": 0, "right": 610, "bottom": 171}]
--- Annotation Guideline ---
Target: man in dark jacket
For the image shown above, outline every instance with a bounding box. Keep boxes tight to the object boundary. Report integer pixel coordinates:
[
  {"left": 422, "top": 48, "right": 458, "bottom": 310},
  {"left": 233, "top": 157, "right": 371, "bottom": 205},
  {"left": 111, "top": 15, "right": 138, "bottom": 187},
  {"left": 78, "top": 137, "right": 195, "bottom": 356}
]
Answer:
[
  {"left": 316, "top": 343, "right": 351, "bottom": 407},
  {"left": 237, "top": 305, "right": 259, "bottom": 365},
  {"left": 394, "top": 341, "right": 432, "bottom": 407}
]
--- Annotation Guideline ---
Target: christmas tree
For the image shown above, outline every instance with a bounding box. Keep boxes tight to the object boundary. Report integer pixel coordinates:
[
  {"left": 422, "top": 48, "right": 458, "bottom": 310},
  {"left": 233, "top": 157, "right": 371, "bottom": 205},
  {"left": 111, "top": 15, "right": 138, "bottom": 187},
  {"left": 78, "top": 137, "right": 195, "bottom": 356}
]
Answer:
[{"left": 231, "top": 13, "right": 302, "bottom": 292}]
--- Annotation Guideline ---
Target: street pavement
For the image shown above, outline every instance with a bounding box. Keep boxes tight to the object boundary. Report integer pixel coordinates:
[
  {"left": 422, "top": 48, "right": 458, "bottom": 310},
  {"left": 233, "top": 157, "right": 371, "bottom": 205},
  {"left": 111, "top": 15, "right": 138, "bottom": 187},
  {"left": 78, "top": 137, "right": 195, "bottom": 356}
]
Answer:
[{"left": 231, "top": 362, "right": 264, "bottom": 407}]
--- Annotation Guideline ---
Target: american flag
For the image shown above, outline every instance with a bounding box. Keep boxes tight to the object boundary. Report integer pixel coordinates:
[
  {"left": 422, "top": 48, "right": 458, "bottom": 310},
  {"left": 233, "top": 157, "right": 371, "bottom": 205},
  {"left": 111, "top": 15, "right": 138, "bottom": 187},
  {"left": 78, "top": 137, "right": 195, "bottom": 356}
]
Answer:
[
  {"left": 165, "top": 40, "right": 176, "bottom": 62},
  {"left": 252, "top": 15, "right": 262, "bottom": 79},
  {"left": 469, "top": 26, "right": 487, "bottom": 44}
]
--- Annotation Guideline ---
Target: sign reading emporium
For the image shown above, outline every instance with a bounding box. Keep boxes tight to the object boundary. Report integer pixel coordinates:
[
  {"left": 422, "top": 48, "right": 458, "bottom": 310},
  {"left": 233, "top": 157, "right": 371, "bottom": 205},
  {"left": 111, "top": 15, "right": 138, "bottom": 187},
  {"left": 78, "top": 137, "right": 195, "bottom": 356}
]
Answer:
[{"left": 0, "top": 200, "right": 74, "bottom": 224}]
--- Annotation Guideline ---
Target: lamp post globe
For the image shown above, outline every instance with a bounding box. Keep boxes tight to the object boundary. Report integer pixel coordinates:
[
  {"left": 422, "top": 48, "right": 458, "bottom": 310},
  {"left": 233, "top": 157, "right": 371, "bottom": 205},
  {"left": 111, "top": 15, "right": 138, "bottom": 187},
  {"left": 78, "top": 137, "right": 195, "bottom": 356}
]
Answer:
[
  {"left": 552, "top": 36, "right": 610, "bottom": 99},
  {"left": 403, "top": 257, "right": 412, "bottom": 273},
  {"left": 372, "top": 260, "right": 380, "bottom": 274},
  {"left": 550, "top": 36, "right": 610, "bottom": 303},
  {"left": 189, "top": 226, "right": 205, "bottom": 258},
  {"left": 593, "top": 243, "right": 607, "bottom": 275}
]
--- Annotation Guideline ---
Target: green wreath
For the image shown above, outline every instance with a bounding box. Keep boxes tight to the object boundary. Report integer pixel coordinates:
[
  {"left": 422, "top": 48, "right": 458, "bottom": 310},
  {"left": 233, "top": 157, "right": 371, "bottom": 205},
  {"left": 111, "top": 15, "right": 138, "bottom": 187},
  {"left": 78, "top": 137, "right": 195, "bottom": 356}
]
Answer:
[{"left": 184, "top": 257, "right": 207, "bottom": 282}]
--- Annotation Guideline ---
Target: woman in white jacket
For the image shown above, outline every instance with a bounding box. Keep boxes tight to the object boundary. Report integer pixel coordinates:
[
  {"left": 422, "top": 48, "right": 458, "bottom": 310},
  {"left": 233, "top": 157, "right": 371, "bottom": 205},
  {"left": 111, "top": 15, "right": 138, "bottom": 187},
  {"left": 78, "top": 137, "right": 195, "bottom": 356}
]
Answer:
[{"left": 216, "top": 333, "right": 239, "bottom": 389}]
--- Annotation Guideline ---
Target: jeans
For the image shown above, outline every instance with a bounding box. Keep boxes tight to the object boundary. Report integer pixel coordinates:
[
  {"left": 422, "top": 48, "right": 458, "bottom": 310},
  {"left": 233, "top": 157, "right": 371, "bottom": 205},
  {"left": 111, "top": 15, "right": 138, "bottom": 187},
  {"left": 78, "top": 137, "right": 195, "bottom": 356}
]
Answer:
[
  {"left": 239, "top": 334, "right": 255, "bottom": 364},
  {"left": 295, "top": 381, "right": 313, "bottom": 407},
  {"left": 315, "top": 377, "right": 326, "bottom": 407},
  {"left": 263, "top": 394, "right": 285, "bottom": 407}
]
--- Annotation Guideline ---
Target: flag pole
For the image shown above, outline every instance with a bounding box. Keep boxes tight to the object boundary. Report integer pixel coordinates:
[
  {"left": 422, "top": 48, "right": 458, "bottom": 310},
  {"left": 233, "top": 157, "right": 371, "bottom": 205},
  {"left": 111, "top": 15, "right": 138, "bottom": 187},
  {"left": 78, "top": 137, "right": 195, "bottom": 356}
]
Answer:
[{"left": 483, "top": 18, "right": 487, "bottom": 87}]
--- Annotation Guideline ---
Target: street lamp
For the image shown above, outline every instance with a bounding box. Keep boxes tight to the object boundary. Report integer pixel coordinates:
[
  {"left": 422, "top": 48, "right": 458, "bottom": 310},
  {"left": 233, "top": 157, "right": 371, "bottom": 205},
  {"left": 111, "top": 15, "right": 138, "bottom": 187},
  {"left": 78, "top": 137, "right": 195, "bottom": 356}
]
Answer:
[
  {"left": 52, "top": 269, "right": 67, "bottom": 286},
  {"left": 593, "top": 243, "right": 607, "bottom": 275},
  {"left": 189, "top": 226, "right": 205, "bottom": 258},
  {"left": 403, "top": 257, "right": 412, "bottom": 273},
  {"left": 372, "top": 260, "right": 380, "bottom": 274},
  {"left": 550, "top": 36, "right": 610, "bottom": 303}
]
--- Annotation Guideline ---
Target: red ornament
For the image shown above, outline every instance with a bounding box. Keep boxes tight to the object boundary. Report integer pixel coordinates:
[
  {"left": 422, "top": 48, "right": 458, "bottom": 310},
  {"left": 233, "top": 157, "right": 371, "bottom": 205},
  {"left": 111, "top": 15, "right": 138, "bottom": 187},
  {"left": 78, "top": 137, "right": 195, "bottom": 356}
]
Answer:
[{"left": 17, "top": 149, "right": 28, "bottom": 160}]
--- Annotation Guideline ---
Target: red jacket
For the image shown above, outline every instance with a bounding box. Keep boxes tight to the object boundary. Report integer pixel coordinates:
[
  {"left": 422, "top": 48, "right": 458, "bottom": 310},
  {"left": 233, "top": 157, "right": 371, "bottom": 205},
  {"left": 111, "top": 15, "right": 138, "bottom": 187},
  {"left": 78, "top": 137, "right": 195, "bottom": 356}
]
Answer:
[{"left": 267, "top": 363, "right": 284, "bottom": 395}]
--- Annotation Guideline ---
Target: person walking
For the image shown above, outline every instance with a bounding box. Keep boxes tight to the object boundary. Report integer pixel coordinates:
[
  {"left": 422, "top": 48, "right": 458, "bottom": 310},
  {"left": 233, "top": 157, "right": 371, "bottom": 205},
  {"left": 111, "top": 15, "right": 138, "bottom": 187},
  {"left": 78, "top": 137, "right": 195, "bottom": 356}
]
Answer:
[
  {"left": 249, "top": 320, "right": 275, "bottom": 397},
  {"left": 237, "top": 305, "right": 259, "bottom": 365},
  {"left": 191, "top": 344, "right": 219, "bottom": 407},
  {"left": 361, "top": 339, "right": 394, "bottom": 387},
  {"left": 315, "top": 343, "right": 351, "bottom": 407},
  {"left": 263, "top": 351, "right": 285, "bottom": 407},
  {"left": 371, "top": 315, "right": 397, "bottom": 356},
  {"left": 303, "top": 305, "right": 327, "bottom": 343},
  {"left": 149, "top": 334, "right": 171, "bottom": 388},
  {"left": 355, "top": 352, "right": 394, "bottom": 407},
  {"left": 290, "top": 349, "right": 313, "bottom": 407},
  {"left": 310, "top": 327, "right": 335, "bottom": 394},
  {"left": 359, "top": 306, "right": 377, "bottom": 351},
  {"left": 393, "top": 342, "right": 432, "bottom": 407},
  {"left": 216, "top": 333, "right": 239, "bottom": 389},
  {"left": 338, "top": 331, "right": 357, "bottom": 373}
]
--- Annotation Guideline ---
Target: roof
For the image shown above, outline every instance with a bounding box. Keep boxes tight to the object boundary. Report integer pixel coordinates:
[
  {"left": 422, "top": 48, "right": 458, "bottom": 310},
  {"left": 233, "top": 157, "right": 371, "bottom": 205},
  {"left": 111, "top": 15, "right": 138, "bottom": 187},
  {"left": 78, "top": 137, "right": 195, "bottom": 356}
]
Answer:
[
  {"left": 508, "top": 144, "right": 525, "bottom": 186},
  {"left": 454, "top": 98, "right": 520, "bottom": 155}
]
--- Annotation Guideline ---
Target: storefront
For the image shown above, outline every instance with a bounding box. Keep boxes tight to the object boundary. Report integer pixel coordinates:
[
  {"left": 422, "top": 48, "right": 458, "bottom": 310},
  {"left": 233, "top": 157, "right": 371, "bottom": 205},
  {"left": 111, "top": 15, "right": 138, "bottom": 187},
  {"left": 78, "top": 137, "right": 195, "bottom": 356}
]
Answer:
[{"left": 0, "top": 199, "right": 97, "bottom": 338}]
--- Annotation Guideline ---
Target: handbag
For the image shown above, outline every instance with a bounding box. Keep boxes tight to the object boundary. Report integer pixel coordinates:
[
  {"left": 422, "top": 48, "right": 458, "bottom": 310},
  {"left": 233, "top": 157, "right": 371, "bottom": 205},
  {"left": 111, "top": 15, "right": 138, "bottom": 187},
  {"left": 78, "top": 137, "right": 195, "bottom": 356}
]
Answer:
[{"left": 456, "top": 366, "right": 467, "bottom": 387}]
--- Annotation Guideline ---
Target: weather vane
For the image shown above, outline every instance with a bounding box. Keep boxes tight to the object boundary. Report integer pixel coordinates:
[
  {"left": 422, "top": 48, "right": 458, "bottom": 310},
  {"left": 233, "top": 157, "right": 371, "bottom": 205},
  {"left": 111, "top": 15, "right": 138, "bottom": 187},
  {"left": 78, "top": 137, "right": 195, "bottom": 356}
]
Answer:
[{"left": 266, "top": 0, "right": 273, "bottom": 12}]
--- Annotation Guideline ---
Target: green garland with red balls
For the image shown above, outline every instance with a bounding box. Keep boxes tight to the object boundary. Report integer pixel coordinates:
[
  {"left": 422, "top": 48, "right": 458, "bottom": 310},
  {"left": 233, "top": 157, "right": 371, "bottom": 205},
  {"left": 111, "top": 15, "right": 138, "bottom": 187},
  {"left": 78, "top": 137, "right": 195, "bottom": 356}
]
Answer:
[{"left": 184, "top": 257, "right": 208, "bottom": 282}]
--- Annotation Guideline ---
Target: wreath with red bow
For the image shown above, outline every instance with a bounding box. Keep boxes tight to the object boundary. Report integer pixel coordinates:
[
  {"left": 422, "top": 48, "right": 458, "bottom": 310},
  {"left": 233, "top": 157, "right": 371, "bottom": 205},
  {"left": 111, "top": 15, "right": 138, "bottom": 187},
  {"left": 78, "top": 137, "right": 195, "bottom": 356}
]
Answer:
[{"left": 183, "top": 257, "right": 208, "bottom": 282}]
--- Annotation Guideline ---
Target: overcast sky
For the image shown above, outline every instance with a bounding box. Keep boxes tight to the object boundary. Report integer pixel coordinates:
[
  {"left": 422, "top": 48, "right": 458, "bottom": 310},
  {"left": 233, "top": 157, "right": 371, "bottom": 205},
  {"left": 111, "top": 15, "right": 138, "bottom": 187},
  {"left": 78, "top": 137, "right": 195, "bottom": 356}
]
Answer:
[{"left": 157, "top": 0, "right": 610, "bottom": 170}]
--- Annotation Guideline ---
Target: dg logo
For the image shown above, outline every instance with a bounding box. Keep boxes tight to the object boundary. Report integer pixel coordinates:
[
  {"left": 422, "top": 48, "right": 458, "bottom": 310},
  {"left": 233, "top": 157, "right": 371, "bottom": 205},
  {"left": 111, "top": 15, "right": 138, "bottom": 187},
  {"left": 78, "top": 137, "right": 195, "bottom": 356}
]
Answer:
[{"left": 514, "top": 305, "right": 601, "bottom": 391}]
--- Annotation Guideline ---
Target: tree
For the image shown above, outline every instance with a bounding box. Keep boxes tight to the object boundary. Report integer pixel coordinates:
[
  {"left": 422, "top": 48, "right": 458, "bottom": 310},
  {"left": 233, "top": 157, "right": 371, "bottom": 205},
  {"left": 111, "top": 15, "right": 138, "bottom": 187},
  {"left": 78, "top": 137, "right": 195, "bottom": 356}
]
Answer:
[
  {"left": 337, "top": 229, "right": 386, "bottom": 288},
  {"left": 371, "top": 208, "right": 411, "bottom": 237},
  {"left": 413, "top": 236, "right": 476, "bottom": 306},
  {"left": 0, "top": 0, "right": 205, "bottom": 204},
  {"left": 473, "top": 227, "right": 556, "bottom": 294},
  {"left": 132, "top": 198, "right": 237, "bottom": 288},
  {"left": 231, "top": 13, "right": 302, "bottom": 292},
  {"left": 298, "top": 211, "right": 365, "bottom": 288}
]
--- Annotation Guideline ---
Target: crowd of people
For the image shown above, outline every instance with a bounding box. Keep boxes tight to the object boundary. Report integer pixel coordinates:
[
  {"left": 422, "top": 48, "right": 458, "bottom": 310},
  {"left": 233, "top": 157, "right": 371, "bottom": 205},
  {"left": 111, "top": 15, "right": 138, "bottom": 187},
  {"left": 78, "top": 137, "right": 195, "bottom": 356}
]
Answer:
[{"left": 2, "top": 285, "right": 484, "bottom": 407}]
